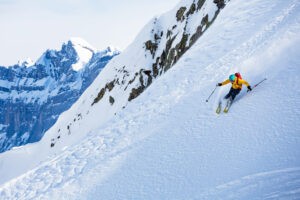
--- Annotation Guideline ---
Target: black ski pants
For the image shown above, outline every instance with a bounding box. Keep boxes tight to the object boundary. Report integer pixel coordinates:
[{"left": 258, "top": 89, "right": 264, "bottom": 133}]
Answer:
[{"left": 224, "top": 87, "right": 241, "bottom": 100}]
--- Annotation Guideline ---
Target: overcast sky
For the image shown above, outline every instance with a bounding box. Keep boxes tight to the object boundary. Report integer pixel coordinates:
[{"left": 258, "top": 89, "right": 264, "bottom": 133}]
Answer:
[{"left": 0, "top": 0, "right": 180, "bottom": 66}]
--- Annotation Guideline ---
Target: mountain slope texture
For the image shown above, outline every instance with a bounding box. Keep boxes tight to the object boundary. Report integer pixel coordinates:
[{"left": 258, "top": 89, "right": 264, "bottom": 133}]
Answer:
[
  {"left": 0, "top": 0, "right": 300, "bottom": 199},
  {"left": 0, "top": 38, "right": 119, "bottom": 153}
]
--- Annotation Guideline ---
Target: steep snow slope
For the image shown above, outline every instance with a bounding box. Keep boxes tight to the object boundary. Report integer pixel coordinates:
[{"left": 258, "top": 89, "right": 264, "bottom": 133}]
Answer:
[
  {"left": 0, "top": 0, "right": 226, "bottom": 184},
  {"left": 1, "top": 0, "right": 300, "bottom": 199}
]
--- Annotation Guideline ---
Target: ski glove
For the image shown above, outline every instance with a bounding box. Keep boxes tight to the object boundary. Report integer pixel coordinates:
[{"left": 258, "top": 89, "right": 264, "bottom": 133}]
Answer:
[
  {"left": 217, "top": 83, "right": 222, "bottom": 86},
  {"left": 247, "top": 86, "right": 252, "bottom": 92}
]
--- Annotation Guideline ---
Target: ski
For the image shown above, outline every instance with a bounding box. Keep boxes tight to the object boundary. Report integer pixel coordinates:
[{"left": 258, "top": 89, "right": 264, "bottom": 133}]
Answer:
[
  {"left": 213, "top": 78, "right": 266, "bottom": 114},
  {"left": 216, "top": 101, "right": 222, "bottom": 114},
  {"left": 223, "top": 99, "right": 232, "bottom": 113}
]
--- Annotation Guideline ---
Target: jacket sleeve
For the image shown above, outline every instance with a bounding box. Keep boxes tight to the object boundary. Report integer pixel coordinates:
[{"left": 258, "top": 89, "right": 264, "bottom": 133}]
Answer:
[
  {"left": 240, "top": 79, "right": 250, "bottom": 87},
  {"left": 221, "top": 79, "right": 231, "bottom": 86}
]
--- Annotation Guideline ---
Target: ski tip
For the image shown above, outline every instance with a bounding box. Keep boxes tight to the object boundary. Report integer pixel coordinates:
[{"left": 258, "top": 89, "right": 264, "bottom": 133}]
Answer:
[{"left": 215, "top": 103, "right": 221, "bottom": 114}]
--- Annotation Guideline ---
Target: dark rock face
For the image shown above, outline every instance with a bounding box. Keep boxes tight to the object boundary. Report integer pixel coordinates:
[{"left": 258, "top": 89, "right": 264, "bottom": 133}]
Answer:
[
  {"left": 176, "top": 7, "right": 187, "bottom": 22},
  {"left": 0, "top": 41, "right": 119, "bottom": 153},
  {"left": 91, "top": 0, "right": 229, "bottom": 109},
  {"left": 214, "top": 0, "right": 226, "bottom": 9},
  {"left": 129, "top": 0, "right": 229, "bottom": 101}
]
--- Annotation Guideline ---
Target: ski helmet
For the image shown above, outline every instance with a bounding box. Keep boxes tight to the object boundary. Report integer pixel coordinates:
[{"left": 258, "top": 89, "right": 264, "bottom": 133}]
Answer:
[{"left": 229, "top": 74, "right": 236, "bottom": 82}]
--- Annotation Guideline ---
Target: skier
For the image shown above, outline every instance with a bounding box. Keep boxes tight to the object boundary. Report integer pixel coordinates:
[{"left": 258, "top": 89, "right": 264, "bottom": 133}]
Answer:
[{"left": 217, "top": 73, "right": 252, "bottom": 101}]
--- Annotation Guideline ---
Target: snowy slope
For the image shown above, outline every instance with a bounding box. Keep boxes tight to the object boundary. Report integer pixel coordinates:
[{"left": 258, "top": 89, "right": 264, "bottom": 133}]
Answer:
[
  {"left": 1, "top": 0, "right": 300, "bottom": 199},
  {"left": 0, "top": 0, "right": 226, "bottom": 184}
]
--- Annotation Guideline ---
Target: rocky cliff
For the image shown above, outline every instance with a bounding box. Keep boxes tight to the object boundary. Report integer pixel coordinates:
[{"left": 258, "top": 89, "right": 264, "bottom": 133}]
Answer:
[{"left": 0, "top": 38, "right": 119, "bottom": 152}]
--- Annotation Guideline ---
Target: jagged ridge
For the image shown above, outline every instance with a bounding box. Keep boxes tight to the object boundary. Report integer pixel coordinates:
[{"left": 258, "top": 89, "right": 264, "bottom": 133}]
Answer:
[{"left": 0, "top": 39, "right": 120, "bottom": 153}]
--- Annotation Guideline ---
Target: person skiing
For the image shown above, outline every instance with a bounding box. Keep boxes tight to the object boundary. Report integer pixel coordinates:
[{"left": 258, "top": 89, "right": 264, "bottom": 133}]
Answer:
[{"left": 217, "top": 73, "right": 252, "bottom": 101}]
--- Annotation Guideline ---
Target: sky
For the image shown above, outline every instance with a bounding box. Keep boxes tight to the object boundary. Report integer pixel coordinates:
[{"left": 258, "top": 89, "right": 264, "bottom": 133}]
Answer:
[{"left": 0, "top": 0, "right": 180, "bottom": 66}]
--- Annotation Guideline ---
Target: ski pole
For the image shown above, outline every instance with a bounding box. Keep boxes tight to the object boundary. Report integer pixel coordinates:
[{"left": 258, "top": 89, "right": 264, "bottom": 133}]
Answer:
[
  {"left": 253, "top": 78, "right": 267, "bottom": 88},
  {"left": 206, "top": 86, "right": 217, "bottom": 102},
  {"left": 247, "top": 78, "right": 267, "bottom": 92}
]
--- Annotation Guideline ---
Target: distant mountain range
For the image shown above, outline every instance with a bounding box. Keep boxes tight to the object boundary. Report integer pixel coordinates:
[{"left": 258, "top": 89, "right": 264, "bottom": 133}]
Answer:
[
  {"left": 1, "top": 0, "right": 300, "bottom": 199},
  {"left": 0, "top": 0, "right": 226, "bottom": 155},
  {"left": 0, "top": 38, "right": 120, "bottom": 153}
]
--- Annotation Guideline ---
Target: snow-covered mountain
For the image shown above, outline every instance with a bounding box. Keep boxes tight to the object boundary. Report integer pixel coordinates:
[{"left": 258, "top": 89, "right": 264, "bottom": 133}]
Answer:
[
  {"left": 0, "top": 38, "right": 120, "bottom": 153},
  {"left": 1, "top": 0, "right": 300, "bottom": 199},
  {"left": 0, "top": 0, "right": 227, "bottom": 182}
]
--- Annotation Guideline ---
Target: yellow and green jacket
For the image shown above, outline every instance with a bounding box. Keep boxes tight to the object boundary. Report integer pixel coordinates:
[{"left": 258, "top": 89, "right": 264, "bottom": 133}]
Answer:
[{"left": 221, "top": 78, "right": 250, "bottom": 90}]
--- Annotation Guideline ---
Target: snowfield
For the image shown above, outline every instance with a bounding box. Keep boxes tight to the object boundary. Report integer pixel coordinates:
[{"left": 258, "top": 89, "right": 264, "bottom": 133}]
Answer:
[{"left": 1, "top": 0, "right": 300, "bottom": 199}]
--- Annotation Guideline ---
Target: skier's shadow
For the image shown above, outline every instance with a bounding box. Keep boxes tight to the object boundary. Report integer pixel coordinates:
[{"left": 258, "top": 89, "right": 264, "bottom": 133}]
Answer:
[
  {"left": 231, "top": 86, "right": 260, "bottom": 105},
  {"left": 234, "top": 90, "right": 249, "bottom": 103},
  {"left": 217, "top": 90, "right": 248, "bottom": 111}
]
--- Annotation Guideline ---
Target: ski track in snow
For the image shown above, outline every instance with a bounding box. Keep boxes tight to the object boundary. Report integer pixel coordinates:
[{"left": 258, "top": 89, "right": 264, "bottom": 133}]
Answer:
[
  {"left": 1, "top": 0, "right": 300, "bottom": 199},
  {"left": 187, "top": 0, "right": 299, "bottom": 94},
  {"left": 199, "top": 168, "right": 300, "bottom": 200}
]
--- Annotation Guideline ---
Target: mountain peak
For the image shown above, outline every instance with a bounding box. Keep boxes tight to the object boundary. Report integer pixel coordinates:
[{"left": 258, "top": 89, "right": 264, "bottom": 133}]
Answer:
[
  {"left": 17, "top": 58, "right": 34, "bottom": 67},
  {"left": 68, "top": 37, "right": 97, "bottom": 52},
  {"left": 99, "top": 46, "right": 121, "bottom": 57},
  {"left": 35, "top": 38, "right": 97, "bottom": 71},
  {"left": 66, "top": 38, "right": 96, "bottom": 71}
]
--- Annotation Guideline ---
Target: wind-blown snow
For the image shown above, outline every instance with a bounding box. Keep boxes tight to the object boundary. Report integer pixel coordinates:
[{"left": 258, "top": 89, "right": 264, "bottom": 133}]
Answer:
[{"left": 0, "top": 0, "right": 300, "bottom": 199}]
